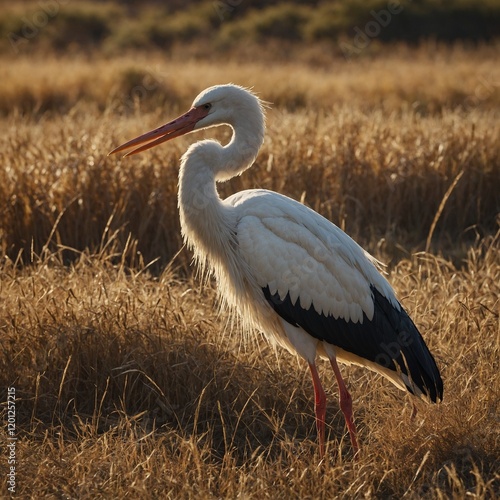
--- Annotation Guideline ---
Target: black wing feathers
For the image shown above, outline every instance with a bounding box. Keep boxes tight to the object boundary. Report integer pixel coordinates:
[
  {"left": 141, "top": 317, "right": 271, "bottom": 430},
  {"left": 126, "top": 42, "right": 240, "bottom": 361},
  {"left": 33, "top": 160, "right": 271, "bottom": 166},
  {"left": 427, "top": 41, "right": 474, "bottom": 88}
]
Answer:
[{"left": 263, "top": 285, "right": 443, "bottom": 402}]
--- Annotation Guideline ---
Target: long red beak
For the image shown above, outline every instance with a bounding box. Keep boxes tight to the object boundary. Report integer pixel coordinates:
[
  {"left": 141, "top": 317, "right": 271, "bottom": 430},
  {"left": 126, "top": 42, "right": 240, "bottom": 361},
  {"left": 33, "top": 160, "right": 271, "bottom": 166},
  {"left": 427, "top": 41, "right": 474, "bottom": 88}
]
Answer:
[{"left": 108, "top": 105, "right": 210, "bottom": 157}]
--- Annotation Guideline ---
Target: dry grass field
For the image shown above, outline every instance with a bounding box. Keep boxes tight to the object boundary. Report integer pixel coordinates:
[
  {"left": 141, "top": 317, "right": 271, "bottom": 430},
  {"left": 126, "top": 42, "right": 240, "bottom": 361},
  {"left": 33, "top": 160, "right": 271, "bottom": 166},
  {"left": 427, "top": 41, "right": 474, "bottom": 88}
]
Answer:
[{"left": 1, "top": 43, "right": 499, "bottom": 498}]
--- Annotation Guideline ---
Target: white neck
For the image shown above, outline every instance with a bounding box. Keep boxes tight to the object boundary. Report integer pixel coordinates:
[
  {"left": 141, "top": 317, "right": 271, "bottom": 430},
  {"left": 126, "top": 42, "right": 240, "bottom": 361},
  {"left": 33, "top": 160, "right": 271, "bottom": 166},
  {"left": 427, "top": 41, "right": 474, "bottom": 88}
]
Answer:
[{"left": 177, "top": 114, "right": 265, "bottom": 276}]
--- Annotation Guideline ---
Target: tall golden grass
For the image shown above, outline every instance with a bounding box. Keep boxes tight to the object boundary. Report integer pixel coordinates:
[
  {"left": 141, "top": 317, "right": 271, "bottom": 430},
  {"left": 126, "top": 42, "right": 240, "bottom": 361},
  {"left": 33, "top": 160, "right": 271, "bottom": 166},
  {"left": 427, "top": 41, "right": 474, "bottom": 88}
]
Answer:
[{"left": 0, "top": 46, "right": 499, "bottom": 498}]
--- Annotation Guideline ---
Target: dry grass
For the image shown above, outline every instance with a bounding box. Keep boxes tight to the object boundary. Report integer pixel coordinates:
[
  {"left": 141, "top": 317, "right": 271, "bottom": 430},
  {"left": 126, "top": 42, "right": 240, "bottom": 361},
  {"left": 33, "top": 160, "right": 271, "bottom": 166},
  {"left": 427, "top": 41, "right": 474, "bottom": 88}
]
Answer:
[
  {"left": 1, "top": 44, "right": 499, "bottom": 115},
  {"left": 1, "top": 238, "right": 499, "bottom": 498},
  {"left": 0, "top": 45, "right": 499, "bottom": 498},
  {"left": 1, "top": 56, "right": 499, "bottom": 264}
]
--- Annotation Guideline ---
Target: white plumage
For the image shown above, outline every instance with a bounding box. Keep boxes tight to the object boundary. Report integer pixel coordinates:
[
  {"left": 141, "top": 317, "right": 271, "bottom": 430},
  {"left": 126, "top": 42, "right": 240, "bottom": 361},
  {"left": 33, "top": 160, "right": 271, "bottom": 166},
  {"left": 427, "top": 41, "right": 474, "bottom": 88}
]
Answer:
[
  {"left": 110, "top": 84, "right": 443, "bottom": 457},
  {"left": 231, "top": 189, "right": 396, "bottom": 321}
]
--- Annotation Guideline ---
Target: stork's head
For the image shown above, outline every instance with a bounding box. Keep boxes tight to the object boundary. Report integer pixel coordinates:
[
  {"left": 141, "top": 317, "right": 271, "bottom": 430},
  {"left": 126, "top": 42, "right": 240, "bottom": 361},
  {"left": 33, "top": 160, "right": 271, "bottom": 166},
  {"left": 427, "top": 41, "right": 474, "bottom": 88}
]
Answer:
[{"left": 108, "top": 84, "right": 265, "bottom": 157}]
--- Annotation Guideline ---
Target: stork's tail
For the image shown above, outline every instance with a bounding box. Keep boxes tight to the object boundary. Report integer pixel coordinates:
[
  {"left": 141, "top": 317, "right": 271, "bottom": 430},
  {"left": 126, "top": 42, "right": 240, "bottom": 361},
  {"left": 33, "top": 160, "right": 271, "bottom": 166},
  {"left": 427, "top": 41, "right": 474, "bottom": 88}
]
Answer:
[{"left": 371, "top": 287, "right": 443, "bottom": 403}]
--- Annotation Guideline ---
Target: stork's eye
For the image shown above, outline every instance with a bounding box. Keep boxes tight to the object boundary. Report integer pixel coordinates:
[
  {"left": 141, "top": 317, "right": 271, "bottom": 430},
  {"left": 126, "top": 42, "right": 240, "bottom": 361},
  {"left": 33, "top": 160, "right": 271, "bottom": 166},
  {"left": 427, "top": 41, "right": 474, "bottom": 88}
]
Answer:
[{"left": 203, "top": 103, "right": 212, "bottom": 110}]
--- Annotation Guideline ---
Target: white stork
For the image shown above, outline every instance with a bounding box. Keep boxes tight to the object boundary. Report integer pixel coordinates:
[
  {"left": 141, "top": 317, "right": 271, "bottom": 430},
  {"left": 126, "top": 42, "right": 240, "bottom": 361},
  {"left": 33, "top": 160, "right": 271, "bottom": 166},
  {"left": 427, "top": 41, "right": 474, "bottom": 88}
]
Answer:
[{"left": 109, "top": 84, "right": 443, "bottom": 456}]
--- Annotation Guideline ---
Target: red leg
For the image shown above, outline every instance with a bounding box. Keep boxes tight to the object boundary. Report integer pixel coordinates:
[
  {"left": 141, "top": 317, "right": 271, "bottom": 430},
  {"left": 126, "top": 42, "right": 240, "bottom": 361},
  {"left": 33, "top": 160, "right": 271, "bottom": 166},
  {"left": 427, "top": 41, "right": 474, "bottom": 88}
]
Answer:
[
  {"left": 329, "top": 357, "right": 359, "bottom": 453},
  {"left": 308, "top": 362, "right": 326, "bottom": 458}
]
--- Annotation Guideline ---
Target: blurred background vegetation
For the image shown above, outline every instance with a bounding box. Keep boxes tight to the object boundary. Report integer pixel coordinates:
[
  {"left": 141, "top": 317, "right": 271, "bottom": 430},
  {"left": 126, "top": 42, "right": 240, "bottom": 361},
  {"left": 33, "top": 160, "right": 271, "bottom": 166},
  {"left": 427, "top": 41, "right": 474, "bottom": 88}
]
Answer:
[
  {"left": 1, "top": 0, "right": 498, "bottom": 265},
  {"left": 1, "top": 0, "right": 499, "bottom": 56}
]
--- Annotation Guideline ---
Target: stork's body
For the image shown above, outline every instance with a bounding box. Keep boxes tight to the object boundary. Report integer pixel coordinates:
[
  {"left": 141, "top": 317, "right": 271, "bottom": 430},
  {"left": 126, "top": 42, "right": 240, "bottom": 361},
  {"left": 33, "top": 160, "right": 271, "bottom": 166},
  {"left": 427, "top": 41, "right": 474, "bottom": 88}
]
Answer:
[{"left": 110, "top": 84, "right": 443, "bottom": 456}]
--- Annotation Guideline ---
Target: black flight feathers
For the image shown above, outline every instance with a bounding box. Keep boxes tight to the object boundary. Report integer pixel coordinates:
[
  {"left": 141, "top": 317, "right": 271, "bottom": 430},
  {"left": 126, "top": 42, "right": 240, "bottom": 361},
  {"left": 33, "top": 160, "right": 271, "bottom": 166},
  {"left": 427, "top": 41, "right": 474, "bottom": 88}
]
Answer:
[{"left": 262, "top": 284, "right": 443, "bottom": 402}]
